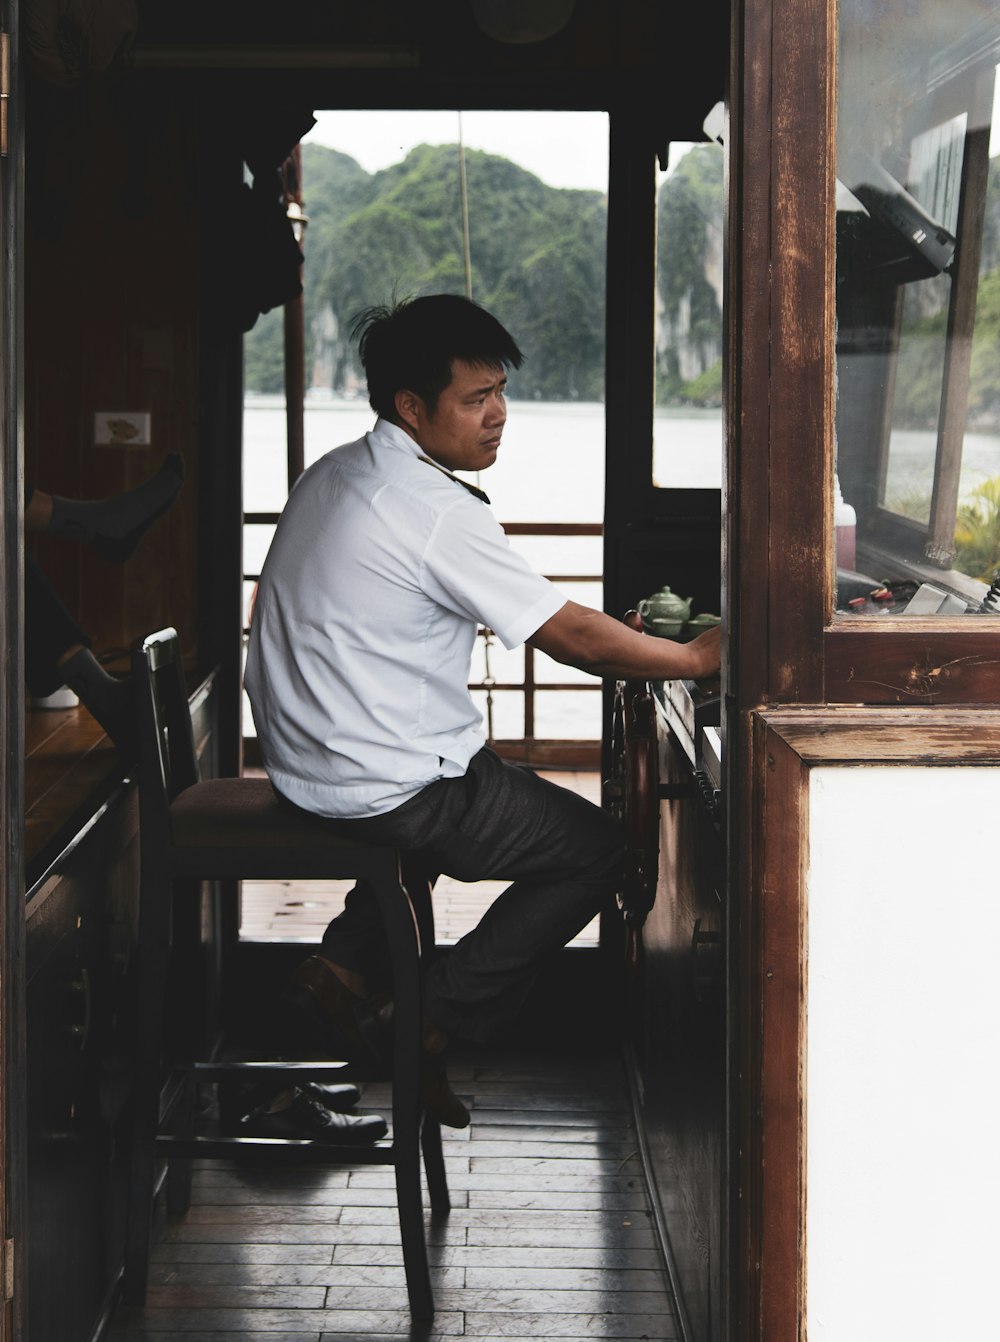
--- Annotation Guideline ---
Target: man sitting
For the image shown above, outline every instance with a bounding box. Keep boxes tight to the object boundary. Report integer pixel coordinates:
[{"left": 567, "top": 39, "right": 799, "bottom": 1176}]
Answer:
[{"left": 244, "top": 294, "right": 721, "bottom": 1126}]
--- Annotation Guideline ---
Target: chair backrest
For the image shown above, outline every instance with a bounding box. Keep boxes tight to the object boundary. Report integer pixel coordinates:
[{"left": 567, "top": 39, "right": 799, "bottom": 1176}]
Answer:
[{"left": 132, "top": 629, "right": 201, "bottom": 853}]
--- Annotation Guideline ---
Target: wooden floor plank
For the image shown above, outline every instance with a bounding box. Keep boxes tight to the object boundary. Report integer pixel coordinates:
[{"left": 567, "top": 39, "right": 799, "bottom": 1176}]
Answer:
[
  {"left": 149, "top": 1262, "right": 467, "bottom": 1289},
  {"left": 152, "top": 1245, "right": 338, "bottom": 1266},
  {"left": 104, "top": 1042, "right": 679, "bottom": 1341},
  {"left": 335, "top": 1204, "right": 655, "bottom": 1228},
  {"left": 110, "top": 1307, "right": 466, "bottom": 1333},
  {"left": 463, "top": 1315, "right": 680, "bottom": 1339},
  {"left": 147, "top": 1261, "right": 673, "bottom": 1293},
  {"left": 109, "top": 1334, "right": 326, "bottom": 1342},
  {"left": 331, "top": 1244, "right": 666, "bottom": 1270},
  {"left": 175, "top": 1206, "right": 348, "bottom": 1225},
  {"left": 143, "top": 1285, "right": 329, "bottom": 1310},
  {"left": 343, "top": 1167, "right": 644, "bottom": 1190}
]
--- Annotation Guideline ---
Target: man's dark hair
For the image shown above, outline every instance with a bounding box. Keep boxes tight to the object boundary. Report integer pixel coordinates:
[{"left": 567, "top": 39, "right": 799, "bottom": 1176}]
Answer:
[{"left": 352, "top": 294, "right": 524, "bottom": 420}]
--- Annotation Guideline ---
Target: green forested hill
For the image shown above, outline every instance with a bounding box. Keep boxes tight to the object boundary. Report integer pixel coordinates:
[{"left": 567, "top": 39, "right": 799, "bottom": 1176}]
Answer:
[
  {"left": 891, "top": 262, "right": 1000, "bottom": 432},
  {"left": 245, "top": 142, "right": 609, "bottom": 400},
  {"left": 244, "top": 140, "right": 729, "bottom": 403},
  {"left": 656, "top": 144, "right": 724, "bottom": 403},
  {"left": 245, "top": 137, "right": 1000, "bottom": 435}
]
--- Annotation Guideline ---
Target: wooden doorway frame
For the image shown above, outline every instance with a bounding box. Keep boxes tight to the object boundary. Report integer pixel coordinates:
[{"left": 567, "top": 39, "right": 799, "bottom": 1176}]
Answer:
[
  {"left": 735, "top": 707, "right": 1000, "bottom": 1339},
  {"left": 0, "top": 0, "right": 25, "bottom": 1336}
]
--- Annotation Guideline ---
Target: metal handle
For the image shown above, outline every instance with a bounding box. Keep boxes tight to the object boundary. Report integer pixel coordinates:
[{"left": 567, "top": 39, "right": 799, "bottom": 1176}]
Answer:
[{"left": 68, "top": 968, "right": 92, "bottom": 1050}]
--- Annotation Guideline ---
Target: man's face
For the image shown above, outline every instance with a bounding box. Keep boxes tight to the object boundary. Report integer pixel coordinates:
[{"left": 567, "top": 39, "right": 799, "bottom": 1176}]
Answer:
[{"left": 399, "top": 359, "right": 508, "bottom": 474}]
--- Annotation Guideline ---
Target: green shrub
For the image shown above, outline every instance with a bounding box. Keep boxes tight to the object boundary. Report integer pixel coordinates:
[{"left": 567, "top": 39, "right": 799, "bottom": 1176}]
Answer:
[{"left": 954, "top": 474, "right": 1000, "bottom": 581}]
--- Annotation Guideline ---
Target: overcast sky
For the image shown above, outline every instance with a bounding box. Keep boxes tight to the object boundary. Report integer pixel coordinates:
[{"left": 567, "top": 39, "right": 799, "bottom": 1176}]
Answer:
[{"left": 303, "top": 109, "right": 612, "bottom": 192}]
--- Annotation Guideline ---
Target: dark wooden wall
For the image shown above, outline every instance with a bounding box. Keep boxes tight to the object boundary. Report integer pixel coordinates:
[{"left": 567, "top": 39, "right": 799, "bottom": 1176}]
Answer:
[{"left": 23, "top": 72, "right": 202, "bottom": 670}]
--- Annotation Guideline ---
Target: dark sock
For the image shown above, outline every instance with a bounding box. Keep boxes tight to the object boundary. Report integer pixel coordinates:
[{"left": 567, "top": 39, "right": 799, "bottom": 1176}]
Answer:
[
  {"left": 47, "top": 453, "right": 184, "bottom": 563},
  {"left": 59, "top": 647, "right": 136, "bottom": 756}
]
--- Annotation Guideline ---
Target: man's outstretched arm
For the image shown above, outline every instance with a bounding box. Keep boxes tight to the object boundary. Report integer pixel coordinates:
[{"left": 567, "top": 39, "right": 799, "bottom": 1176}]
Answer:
[{"left": 527, "top": 600, "right": 721, "bottom": 682}]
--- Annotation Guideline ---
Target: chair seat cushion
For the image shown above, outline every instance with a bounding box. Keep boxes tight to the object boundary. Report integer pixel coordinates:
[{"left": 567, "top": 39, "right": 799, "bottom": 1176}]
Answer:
[{"left": 170, "top": 778, "right": 365, "bottom": 849}]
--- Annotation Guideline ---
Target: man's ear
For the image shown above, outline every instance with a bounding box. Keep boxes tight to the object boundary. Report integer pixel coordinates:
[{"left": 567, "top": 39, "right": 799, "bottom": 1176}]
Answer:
[{"left": 394, "top": 387, "right": 423, "bottom": 438}]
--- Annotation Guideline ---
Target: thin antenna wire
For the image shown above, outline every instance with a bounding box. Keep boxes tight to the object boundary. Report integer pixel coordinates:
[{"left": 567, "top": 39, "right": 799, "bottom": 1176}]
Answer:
[
  {"left": 458, "top": 111, "right": 473, "bottom": 300},
  {"left": 458, "top": 111, "right": 495, "bottom": 741}
]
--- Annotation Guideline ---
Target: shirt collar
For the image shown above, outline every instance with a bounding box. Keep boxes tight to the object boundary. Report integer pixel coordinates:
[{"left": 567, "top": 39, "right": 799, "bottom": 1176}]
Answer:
[
  {"left": 370, "top": 417, "right": 422, "bottom": 457},
  {"left": 369, "top": 417, "right": 490, "bottom": 504}
]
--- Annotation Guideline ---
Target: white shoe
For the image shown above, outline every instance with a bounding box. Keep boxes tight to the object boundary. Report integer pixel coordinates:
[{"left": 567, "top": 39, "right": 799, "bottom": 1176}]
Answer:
[{"left": 32, "top": 686, "right": 80, "bottom": 709}]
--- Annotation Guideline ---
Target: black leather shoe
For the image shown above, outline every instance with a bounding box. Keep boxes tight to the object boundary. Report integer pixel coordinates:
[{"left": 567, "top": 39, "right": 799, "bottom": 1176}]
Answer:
[
  {"left": 228, "top": 1079, "right": 361, "bottom": 1129},
  {"left": 279, "top": 956, "right": 388, "bottom": 1064},
  {"left": 420, "top": 1051, "right": 470, "bottom": 1130},
  {"left": 299, "top": 1080, "right": 361, "bottom": 1112},
  {"left": 366, "top": 997, "right": 470, "bottom": 1129},
  {"left": 239, "top": 1086, "right": 387, "bottom": 1144}
]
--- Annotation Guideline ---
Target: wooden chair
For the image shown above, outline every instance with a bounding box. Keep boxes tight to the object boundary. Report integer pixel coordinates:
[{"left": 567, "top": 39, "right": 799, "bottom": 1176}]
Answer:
[{"left": 122, "top": 627, "right": 449, "bottom": 1321}]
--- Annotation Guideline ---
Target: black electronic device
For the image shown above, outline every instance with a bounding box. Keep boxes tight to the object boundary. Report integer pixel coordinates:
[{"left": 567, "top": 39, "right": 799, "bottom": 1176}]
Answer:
[{"left": 839, "top": 144, "right": 956, "bottom": 282}]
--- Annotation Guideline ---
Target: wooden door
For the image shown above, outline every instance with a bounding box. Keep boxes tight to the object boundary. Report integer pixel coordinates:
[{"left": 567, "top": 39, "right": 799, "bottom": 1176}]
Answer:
[{"left": 0, "top": 0, "right": 25, "bottom": 1336}]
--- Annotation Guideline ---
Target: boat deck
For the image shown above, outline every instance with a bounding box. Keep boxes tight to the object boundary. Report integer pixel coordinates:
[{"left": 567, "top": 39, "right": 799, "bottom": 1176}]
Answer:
[
  {"left": 104, "top": 1041, "right": 680, "bottom": 1341},
  {"left": 102, "top": 766, "right": 677, "bottom": 1339}
]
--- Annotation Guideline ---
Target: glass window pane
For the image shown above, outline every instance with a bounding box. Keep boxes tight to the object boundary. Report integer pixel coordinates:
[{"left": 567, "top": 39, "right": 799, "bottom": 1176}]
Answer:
[
  {"left": 243, "top": 396, "right": 290, "bottom": 514},
  {"left": 878, "top": 117, "right": 966, "bottom": 525},
  {"left": 653, "top": 138, "right": 725, "bottom": 490},
  {"left": 242, "top": 579, "right": 258, "bottom": 629},
  {"left": 533, "top": 652, "right": 598, "bottom": 686},
  {"left": 505, "top": 533, "right": 603, "bottom": 578},
  {"left": 835, "top": 0, "right": 1000, "bottom": 617},
  {"left": 471, "top": 688, "right": 523, "bottom": 740},
  {"left": 534, "top": 687, "right": 602, "bottom": 740},
  {"left": 243, "top": 523, "right": 276, "bottom": 576},
  {"left": 470, "top": 634, "right": 522, "bottom": 688}
]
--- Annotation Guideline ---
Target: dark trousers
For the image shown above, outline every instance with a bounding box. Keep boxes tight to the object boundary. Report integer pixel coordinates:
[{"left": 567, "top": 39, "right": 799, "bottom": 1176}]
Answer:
[
  {"left": 24, "top": 484, "right": 90, "bottom": 697},
  {"left": 25, "top": 553, "right": 89, "bottom": 697},
  {"left": 316, "top": 746, "right": 624, "bottom": 1043}
]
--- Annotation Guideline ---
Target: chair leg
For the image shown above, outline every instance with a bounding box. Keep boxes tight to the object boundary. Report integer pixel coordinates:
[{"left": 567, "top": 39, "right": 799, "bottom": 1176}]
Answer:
[
  {"left": 407, "top": 866, "right": 437, "bottom": 964},
  {"left": 122, "top": 1104, "right": 158, "bottom": 1305},
  {"left": 375, "top": 867, "right": 436, "bottom": 1321},
  {"left": 393, "top": 1020, "right": 434, "bottom": 1322},
  {"left": 396, "top": 1110, "right": 433, "bottom": 1317},
  {"left": 407, "top": 874, "right": 451, "bottom": 1212},
  {"left": 421, "top": 1115, "right": 450, "bottom": 1213},
  {"left": 122, "top": 868, "right": 173, "bottom": 1304},
  {"left": 165, "top": 1074, "right": 195, "bottom": 1216}
]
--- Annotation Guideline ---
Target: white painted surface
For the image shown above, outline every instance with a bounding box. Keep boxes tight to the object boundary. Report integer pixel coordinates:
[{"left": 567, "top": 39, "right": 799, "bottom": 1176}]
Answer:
[{"left": 807, "top": 766, "right": 1000, "bottom": 1339}]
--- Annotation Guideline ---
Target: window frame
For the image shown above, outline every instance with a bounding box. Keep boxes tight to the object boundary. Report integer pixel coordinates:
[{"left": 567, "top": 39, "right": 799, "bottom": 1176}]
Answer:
[{"left": 730, "top": 0, "right": 1000, "bottom": 713}]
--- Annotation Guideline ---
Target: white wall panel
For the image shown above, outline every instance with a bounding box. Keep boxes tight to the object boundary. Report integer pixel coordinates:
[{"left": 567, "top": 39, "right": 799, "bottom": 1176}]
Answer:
[{"left": 808, "top": 765, "right": 1000, "bottom": 1339}]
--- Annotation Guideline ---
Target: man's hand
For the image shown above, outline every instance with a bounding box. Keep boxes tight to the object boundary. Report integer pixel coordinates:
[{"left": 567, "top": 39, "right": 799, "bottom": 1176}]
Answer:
[
  {"left": 528, "top": 600, "right": 722, "bottom": 682},
  {"left": 684, "top": 624, "right": 722, "bottom": 681}
]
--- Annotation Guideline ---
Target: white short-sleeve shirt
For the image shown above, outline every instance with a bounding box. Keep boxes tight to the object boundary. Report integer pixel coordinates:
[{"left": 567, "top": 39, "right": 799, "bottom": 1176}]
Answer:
[{"left": 244, "top": 418, "right": 566, "bottom": 818}]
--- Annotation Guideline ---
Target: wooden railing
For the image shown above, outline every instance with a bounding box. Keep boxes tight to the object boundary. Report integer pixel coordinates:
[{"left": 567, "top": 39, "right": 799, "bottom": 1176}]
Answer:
[{"left": 243, "top": 515, "right": 603, "bottom": 769}]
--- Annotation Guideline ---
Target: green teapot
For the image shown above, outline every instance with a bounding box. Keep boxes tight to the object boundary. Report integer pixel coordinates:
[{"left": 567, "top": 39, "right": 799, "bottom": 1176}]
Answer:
[{"left": 637, "top": 585, "right": 693, "bottom": 635}]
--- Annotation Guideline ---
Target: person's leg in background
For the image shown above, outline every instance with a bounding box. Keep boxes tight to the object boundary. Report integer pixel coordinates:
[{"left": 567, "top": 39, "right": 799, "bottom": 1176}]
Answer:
[
  {"left": 25, "top": 453, "right": 184, "bottom": 561},
  {"left": 24, "top": 553, "right": 136, "bottom": 753},
  {"left": 24, "top": 456, "right": 185, "bottom": 755}
]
